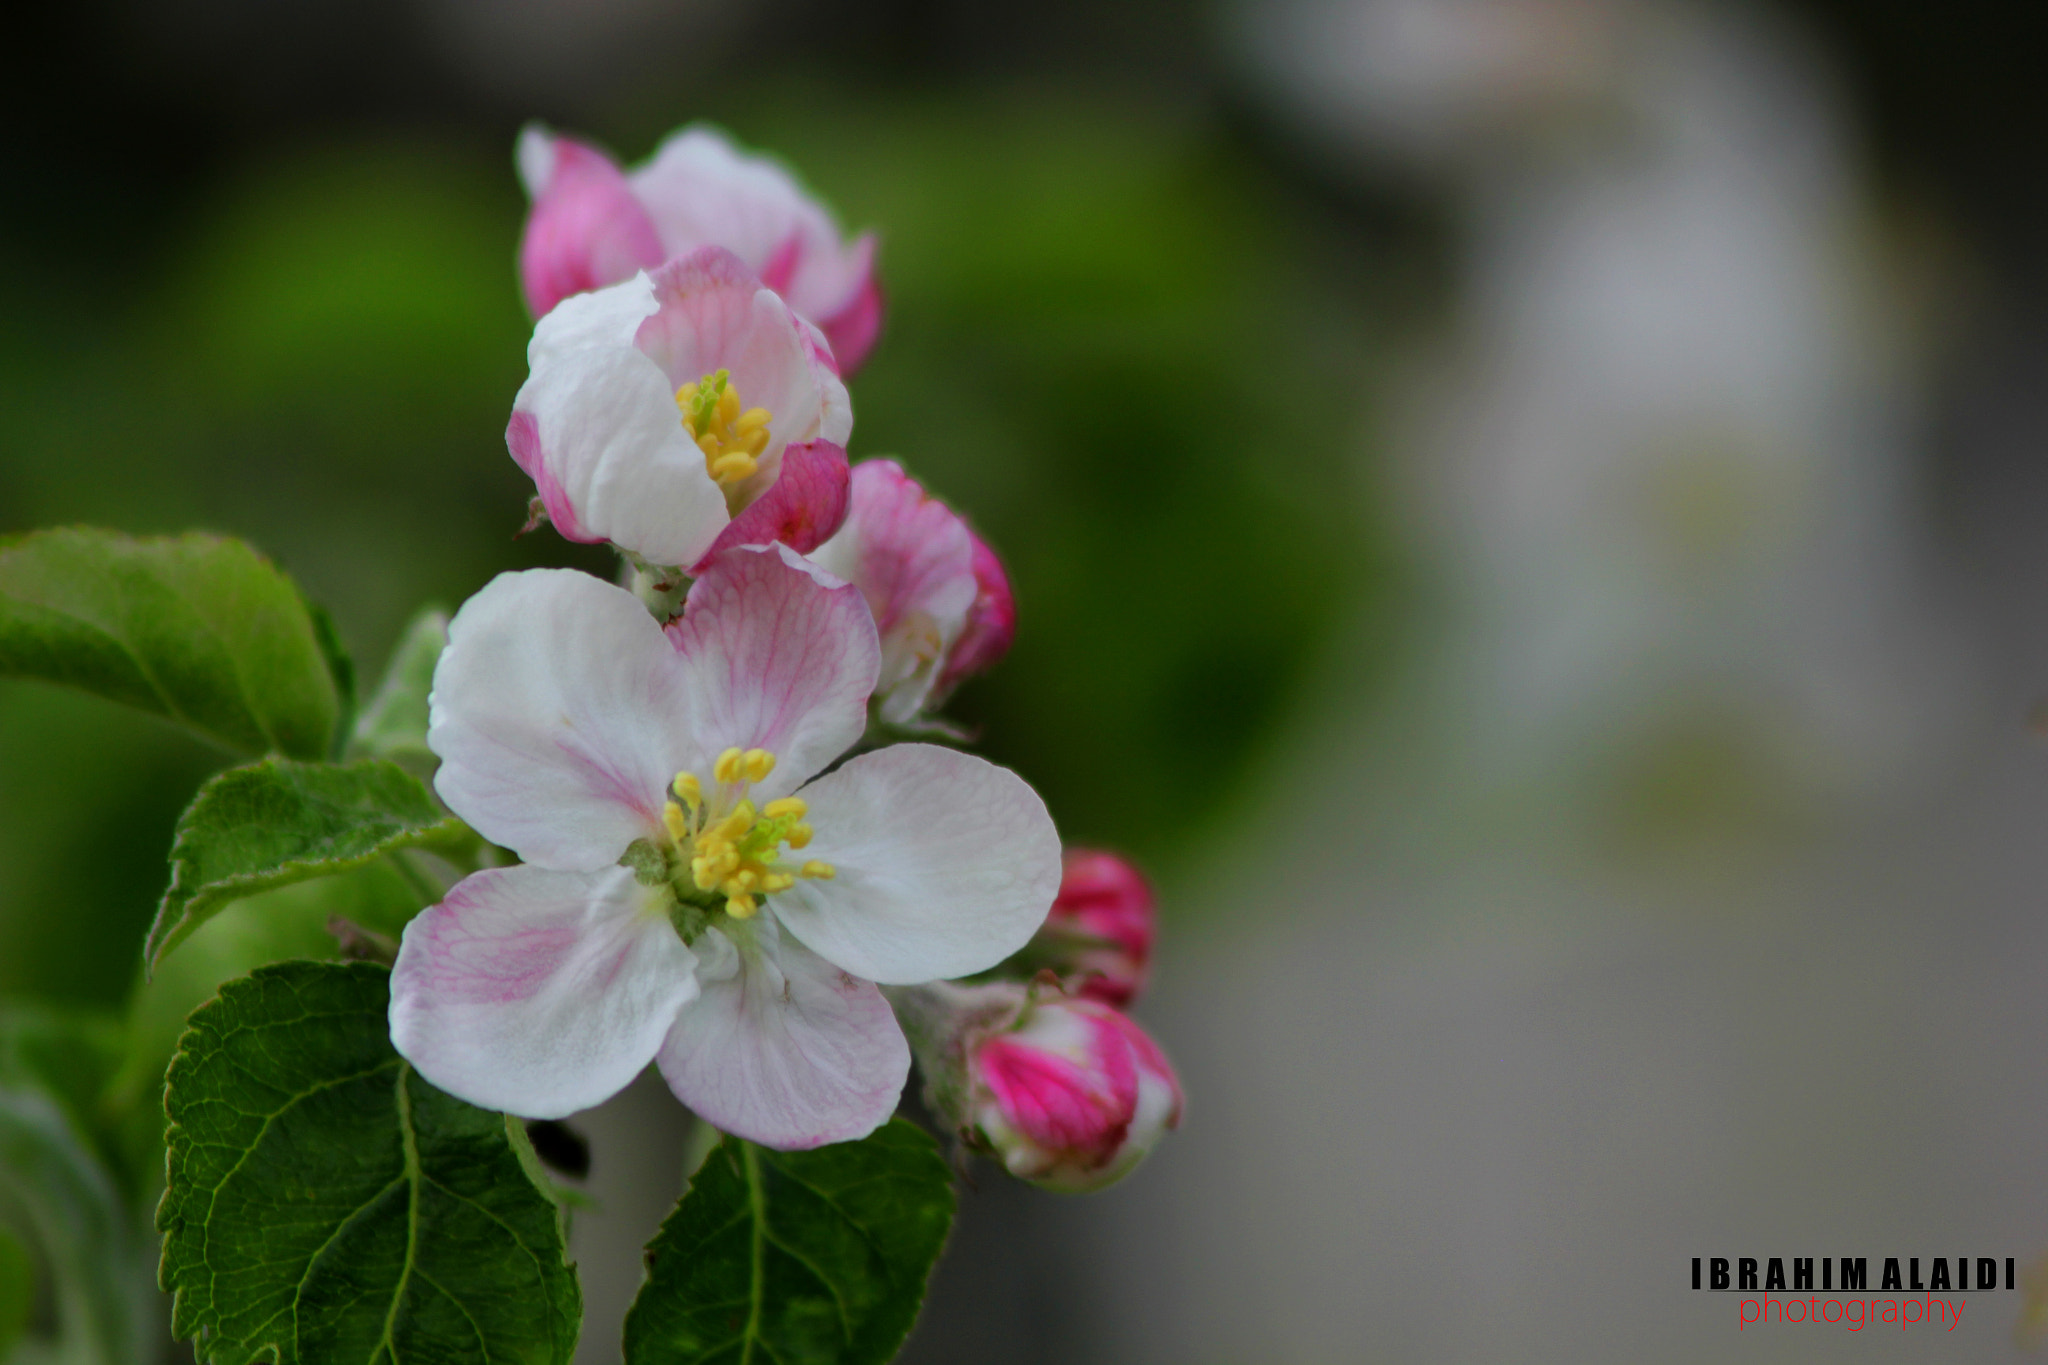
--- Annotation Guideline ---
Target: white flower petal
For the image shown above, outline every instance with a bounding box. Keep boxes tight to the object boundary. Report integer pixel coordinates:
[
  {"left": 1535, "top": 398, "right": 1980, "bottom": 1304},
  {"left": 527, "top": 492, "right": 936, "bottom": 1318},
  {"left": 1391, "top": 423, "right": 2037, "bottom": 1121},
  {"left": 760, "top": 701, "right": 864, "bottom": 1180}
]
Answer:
[
  {"left": 663, "top": 543, "right": 879, "bottom": 800},
  {"left": 430, "top": 568, "right": 696, "bottom": 869},
  {"left": 512, "top": 273, "right": 730, "bottom": 568},
  {"left": 390, "top": 865, "right": 698, "bottom": 1120},
  {"left": 776, "top": 743, "right": 1062, "bottom": 984},
  {"left": 656, "top": 915, "right": 907, "bottom": 1149}
]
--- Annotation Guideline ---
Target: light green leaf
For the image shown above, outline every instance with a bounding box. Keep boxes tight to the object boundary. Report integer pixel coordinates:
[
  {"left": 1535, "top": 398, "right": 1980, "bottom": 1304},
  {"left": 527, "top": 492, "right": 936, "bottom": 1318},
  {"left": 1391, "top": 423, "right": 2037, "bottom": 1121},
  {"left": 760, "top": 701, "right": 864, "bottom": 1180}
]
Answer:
[
  {"left": 146, "top": 756, "right": 471, "bottom": 969},
  {"left": 159, "top": 960, "right": 581, "bottom": 1365},
  {"left": 0, "top": 527, "right": 341, "bottom": 759},
  {"left": 623, "top": 1120, "right": 955, "bottom": 1365},
  {"left": 349, "top": 606, "right": 447, "bottom": 771},
  {"left": 0, "top": 1079, "right": 152, "bottom": 1365}
]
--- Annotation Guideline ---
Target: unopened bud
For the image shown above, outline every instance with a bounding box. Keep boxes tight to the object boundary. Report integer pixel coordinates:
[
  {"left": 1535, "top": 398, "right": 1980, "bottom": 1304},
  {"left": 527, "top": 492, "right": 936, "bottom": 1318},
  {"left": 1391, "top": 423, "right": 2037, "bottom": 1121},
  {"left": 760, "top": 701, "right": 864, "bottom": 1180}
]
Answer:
[
  {"left": 890, "top": 981, "right": 1181, "bottom": 1193},
  {"left": 1034, "top": 849, "right": 1155, "bottom": 1007}
]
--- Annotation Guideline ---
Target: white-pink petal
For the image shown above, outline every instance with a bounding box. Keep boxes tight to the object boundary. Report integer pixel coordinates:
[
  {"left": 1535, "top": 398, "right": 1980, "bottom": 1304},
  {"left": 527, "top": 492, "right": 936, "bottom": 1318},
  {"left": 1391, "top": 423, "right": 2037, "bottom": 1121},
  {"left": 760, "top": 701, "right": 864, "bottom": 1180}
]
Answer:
[
  {"left": 510, "top": 275, "right": 731, "bottom": 568},
  {"left": 429, "top": 568, "right": 696, "bottom": 870},
  {"left": 628, "top": 127, "right": 879, "bottom": 364},
  {"left": 655, "top": 915, "right": 908, "bottom": 1149},
  {"left": 662, "top": 543, "right": 879, "bottom": 801},
  {"left": 775, "top": 744, "right": 1062, "bottom": 985},
  {"left": 809, "top": 459, "right": 978, "bottom": 723},
  {"left": 633, "top": 251, "right": 852, "bottom": 511},
  {"left": 390, "top": 865, "right": 699, "bottom": 1120}
]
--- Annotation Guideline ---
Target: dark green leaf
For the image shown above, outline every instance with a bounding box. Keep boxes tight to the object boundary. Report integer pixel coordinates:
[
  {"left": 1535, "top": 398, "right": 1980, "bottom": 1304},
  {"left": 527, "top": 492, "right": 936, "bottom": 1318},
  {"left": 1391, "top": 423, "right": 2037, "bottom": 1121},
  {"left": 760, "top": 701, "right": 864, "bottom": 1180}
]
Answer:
[
  {"left": 624, "top": 1120, "right": 955, "bottom": 1365},
  {"left": 0, "top": 1078, "right": 152, "bottom": 1365},
  {"left": 146, "top": 756, "right": 471, "bottom": 969},
  {"left": 0, "top": 527, "right": 342, "bottom": 758},
  {"left": 301, "top": 591, "right": 358, "bottom": 760},
  {"left": 349, "top": 605, "right": 447, "bottom": 772},
  {"left": 159, "top": 960, "right": 581, "bottom": 1365}
]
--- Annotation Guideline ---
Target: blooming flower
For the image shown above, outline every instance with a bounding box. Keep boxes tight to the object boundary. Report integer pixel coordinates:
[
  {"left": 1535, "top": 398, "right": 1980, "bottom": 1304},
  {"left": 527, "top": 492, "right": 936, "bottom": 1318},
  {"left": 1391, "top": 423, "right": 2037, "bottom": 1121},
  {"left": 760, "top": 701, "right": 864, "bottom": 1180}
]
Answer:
[
  {"left": 1029, "top": 849, "right": 1156, "bottom": 1007},
  {"left": 507, "top": 247, "right": 852, "bottom": 573},
  {"left": 518, "top": 124, "right": 884, "bottom": 373},
  {"left": 808, "top": 459, "right": 1017, "bottom": 724},
  {"left": 388, "top": 545, "right": 1062, "bottom": 1149},
  {"left": 892, "top": 980, "right": 1181, "bottom": 1191}
]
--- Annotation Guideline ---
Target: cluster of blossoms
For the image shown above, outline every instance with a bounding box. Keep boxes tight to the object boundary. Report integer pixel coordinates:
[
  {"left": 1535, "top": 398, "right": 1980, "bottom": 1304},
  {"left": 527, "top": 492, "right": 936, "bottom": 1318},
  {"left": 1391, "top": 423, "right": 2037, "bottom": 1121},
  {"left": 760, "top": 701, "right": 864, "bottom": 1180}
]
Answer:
[{"left": 387, "top": 123, "right": 1180, "bottom": 1186}]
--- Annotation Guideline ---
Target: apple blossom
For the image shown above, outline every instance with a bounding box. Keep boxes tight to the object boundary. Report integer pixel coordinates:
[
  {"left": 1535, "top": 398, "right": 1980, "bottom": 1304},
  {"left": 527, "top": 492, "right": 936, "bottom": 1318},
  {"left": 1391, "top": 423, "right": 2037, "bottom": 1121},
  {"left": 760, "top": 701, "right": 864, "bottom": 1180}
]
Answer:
[
  {"left": 518, "top": 124, "right": 884, "bottom": 373},
  {"left": 893, "top": 980, "right": 1181, "bottom": 1192},
  {"left": 388, "top": 545, "right": 1062, "bottom": 1149},
  {"left": 507, "top": 246, "right": 852, "bottom": 574},
  {"left": 1028, "top": 849, "right": 1157, "bottom": 1007},
  {"left": 808, "top": 459, "right": 1017, "bottom": 724}
]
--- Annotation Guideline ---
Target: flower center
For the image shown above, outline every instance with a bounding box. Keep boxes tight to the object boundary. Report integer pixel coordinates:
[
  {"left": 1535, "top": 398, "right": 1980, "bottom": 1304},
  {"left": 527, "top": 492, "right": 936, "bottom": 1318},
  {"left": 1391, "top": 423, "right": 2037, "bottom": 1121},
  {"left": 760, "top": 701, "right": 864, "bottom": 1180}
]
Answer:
[
  {"left": 676, "top": 369, "right": 772, "bottom": 488},
  {"left": 657, "top": 746, "right": 833, "bottom": 920}
]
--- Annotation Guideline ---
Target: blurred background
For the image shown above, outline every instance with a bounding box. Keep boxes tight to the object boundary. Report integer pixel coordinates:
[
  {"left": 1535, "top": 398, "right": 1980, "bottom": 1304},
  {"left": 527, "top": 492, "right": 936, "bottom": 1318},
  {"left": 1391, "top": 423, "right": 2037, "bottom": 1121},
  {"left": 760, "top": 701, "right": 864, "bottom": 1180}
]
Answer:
[{"left": 2, "top": 0, "right": 2047, "bottom": 1359}]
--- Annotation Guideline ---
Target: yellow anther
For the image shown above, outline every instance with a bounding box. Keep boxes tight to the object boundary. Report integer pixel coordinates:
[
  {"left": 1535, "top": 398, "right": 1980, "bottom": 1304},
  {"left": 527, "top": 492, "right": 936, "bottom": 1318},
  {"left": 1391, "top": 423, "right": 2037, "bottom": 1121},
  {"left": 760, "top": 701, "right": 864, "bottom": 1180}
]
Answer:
[
  {"left": 662, "top": 801, "right": 690, "bottom": 843},
  {"left": 760, "top": 872, "right": 796, "bottom": 893},
  {"left": 692, "top": 860, "right": 720, "bottom": 891},
  {"left": 727, "top": 869, "right": 759, "bottom": 893},
  {"left": 673, "top": 771, "right": 702, "bottom": 807},
  {"left": 763, "top": 797, "right": 806, "bottom": 820},
  {"left": 800, "top": 860, "right": 836, "bottom": 880},
  {"left": 716, "top": 387, "right": 740, "bottom": 423},
  {"left": 743, "top": 749, "right": 776, "bottom": 782},
  {"left": 786, "top": 823, "right": 813, "bottom": 850},
  {"left": 713, "top": 747, "right": 746, "bottom": 784},
  {"left": 675, "top": 381, "right": 699, "bottom": 411},
  {"left": 726, "top": 893, "right": 758, "bottom": 919},
  {"left": 711, "top": 452, "right": 757, "bottom": 483},
  {"left": 736, "top": 408, "right": 771, "bottom": 432}
]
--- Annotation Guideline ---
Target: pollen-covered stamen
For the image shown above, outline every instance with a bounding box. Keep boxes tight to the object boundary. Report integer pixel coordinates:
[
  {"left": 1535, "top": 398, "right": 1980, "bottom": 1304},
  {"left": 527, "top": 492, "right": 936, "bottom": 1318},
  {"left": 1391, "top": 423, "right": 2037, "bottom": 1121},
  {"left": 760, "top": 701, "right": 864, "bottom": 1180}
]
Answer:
[
  {"left": 676, "top": 369, "right": 772, "bottom": 489},
  {"left": 658, "top": 747, "right": 833, "bottom": 921}
]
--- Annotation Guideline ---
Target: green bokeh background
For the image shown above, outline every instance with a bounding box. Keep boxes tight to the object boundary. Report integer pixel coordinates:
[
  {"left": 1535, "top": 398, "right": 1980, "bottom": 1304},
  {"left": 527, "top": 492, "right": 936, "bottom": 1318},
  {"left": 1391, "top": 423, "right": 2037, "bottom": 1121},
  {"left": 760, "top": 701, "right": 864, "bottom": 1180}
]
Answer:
[{"left": 0, "top": 84, "right": 1401, "bottom": 1010}]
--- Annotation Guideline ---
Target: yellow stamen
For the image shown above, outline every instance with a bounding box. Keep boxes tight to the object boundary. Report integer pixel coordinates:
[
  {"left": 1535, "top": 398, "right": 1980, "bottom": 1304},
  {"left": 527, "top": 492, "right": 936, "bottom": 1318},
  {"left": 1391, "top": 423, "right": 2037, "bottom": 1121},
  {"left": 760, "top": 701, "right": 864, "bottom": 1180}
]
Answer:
[
  {"left": 786, "top": 823, "right": 813, "bottom": 849},
  {"left": 800, "top": 860, "right": 836, "bottom": 880},
  {"left": 743, "top": 749, "right": 776, "bottom": 783},
  {"left": 763, "top": 797, "right": 806, "bottom": 820},
  {"left": 673, "top": 771, "right": 701, "bottom": 808},
  {"left": 726, "top": 893, "right": 758, "bottom": 919},
  {"left": 678, "top": 371, "right": 775, "bottom": 490},
  {"left": 662, "top": 801, "right": 690, "bottom": 843},
  {"left": 713, "top": 747, "right": 746, "bottom": 784}
]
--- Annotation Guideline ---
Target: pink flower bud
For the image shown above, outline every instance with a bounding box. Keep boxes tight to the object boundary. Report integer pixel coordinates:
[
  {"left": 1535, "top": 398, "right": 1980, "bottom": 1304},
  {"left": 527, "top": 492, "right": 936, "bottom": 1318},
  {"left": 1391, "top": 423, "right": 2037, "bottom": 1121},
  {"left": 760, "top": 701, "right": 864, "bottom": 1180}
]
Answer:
[
  {"left": 1035, "top": 850, "right": 1155, "bottom": 1007},
  {"left": 934, "top": 533, "right": 1016, "bottom": 697},
  {"left": 969, "top": 995, "right": 1181, "bottom": 1192}
]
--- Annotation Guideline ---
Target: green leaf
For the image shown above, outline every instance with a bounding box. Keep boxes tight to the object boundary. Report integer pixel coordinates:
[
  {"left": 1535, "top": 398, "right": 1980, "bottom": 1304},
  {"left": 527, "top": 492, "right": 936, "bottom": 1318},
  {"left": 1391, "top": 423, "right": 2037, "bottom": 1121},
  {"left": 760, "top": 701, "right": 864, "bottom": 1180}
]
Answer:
[
  {"left": 623, "top": 1120, "right": 955, "bottom": 1365},
  {"left": 0, "top": 1078, "right": 153, "bottom": 1365},
  {"left": 349, "top": 605, "right": 447, "bottom": 771},
  {"left": 159, "top": 960, "right": 581, "bottom": 1365},
  {"left": 0, "top": 527, "right": 341, "bottom": 759},
  {"left": 146, "top": 756, "right": 472, "bottom": 969}
]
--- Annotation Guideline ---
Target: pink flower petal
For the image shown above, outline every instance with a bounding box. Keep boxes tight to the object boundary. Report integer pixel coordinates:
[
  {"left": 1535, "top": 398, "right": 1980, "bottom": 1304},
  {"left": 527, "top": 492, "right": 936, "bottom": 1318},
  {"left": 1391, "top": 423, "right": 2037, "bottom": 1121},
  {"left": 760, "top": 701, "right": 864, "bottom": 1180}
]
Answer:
[
  {"left": 429, "top": 568, "right": 701, "bottom": 869},
  {"left": 775, "top": 743, "right": 1062, "bottom": 985},
  {"left": 691, "top": 439, "right": 851, "bottom": 572},
  {"left": 509, "top": 275, "right": 731, "bottom": 568},
  {"left": 808, "top": 459, "right": 977, "bottom": 722},
  {"left": 517, "top": 130, "right": 666, "bottom": 319},
  {"left": 627, "top": 126, "right": 882, "bottom": 372},
  {"left": 390, "top": 865, "right": 698, "bottom": 1120},
  {"left": 935, "top": 531, "right": 1017, "bottom": 695},
  {"left": 661, "top": 543, "right": 879, "bottom": 801},
  {"left": 656, "top": 915, "right": 907, "bottom": 1149}
]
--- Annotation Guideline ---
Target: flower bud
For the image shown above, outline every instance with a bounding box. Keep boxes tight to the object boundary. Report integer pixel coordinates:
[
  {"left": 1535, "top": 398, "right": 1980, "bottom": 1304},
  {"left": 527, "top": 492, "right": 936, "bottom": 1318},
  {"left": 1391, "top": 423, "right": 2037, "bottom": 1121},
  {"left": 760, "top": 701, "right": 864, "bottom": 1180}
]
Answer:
[
  {"left": 892, "top": 981, "right": 1181, "bottom": 1193},
  {"left": 972, "top": 994, "right": 1181, "bottom": 1192},
  {"left": 1033, "top": 849, "right": 1155, "bottom": 1007}
]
